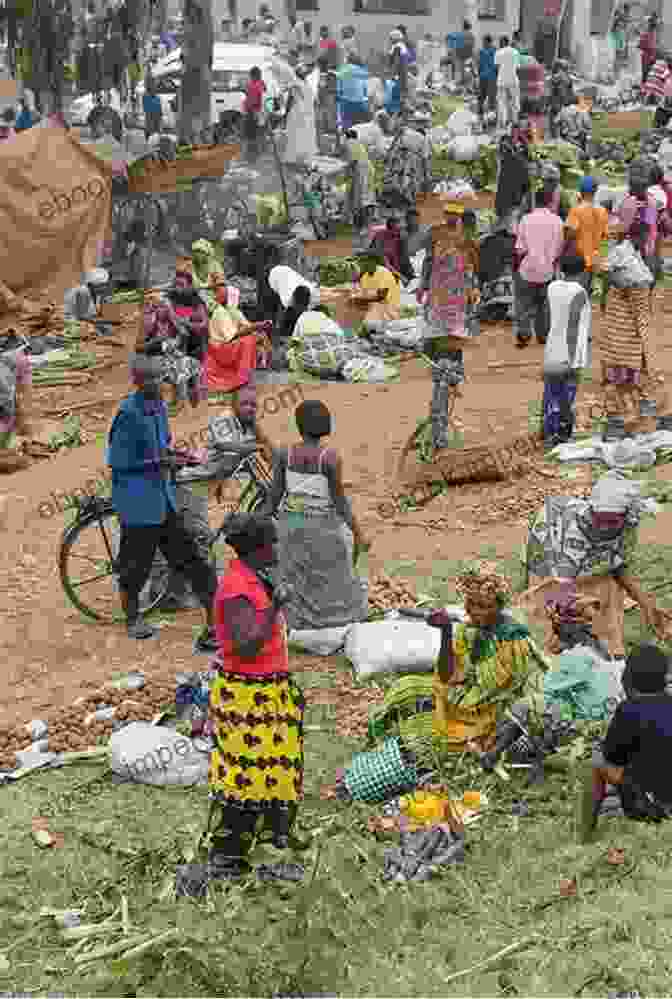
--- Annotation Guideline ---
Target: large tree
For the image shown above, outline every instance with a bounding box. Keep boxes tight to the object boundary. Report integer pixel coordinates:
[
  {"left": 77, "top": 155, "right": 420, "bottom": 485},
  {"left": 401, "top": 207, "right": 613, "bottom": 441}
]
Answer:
[{"left": 178, "top": 0, "right": 212, "bottom": 144}]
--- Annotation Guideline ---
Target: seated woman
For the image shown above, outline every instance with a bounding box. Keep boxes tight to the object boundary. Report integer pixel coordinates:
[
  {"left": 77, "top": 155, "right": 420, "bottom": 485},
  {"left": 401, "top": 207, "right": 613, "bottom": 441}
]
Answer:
[
  {"left": 205, "top": 272, "right": 259, "bottom": 393},
  {"left": 289, "top": 304, "right": 363, "bottom": 378},
  {"left": 350, "top": 251, "right": 401, "bottom": 334},
  {"left": 368, "top": 217, "right": 415, "bottom": 284},
  {"left": 157, "top": 262, "right": 210, "bottom": 412},
  {"left": 339, "top": 563, "right": 534, "bottom": 801},
  {"left": 579, "top": 643, "right": 672, "bottom": 841},
  {"left": 262, "top": 399, "right": 369, "bottom": 630}
]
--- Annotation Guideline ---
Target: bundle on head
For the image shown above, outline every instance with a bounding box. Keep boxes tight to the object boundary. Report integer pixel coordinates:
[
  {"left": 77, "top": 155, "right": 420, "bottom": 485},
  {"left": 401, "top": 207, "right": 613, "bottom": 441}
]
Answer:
[
  {"left": 455, "top": 560, "right": 512, "bottom": 607},
  {"left": 544, "top": 586, "right": 601, "bottom": 653}
]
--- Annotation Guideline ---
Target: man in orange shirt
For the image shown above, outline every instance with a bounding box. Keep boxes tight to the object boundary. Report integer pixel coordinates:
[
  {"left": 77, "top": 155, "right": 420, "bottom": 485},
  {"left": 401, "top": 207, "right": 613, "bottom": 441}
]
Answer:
[{"left": 567, "top": 177, "right": 609, "bottom": 294}]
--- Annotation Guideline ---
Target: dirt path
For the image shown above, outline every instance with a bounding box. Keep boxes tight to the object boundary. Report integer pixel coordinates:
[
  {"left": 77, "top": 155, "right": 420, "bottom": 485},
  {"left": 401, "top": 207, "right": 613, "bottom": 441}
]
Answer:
[{"left": 3, "top": 295, "right": 672, "bottom": 727}]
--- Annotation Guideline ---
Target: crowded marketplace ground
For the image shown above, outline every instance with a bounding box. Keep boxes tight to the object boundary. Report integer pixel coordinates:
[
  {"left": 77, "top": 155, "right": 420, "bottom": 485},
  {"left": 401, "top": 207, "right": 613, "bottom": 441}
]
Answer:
[{"left": 6, "top": 15, "right": 672, "bottom": 996}]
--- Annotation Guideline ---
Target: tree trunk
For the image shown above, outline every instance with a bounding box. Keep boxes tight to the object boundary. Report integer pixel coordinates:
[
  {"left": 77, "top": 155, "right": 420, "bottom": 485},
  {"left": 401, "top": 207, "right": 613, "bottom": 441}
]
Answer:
[{"left": 179, "top": 0, "right": 213, "bottom": 145}]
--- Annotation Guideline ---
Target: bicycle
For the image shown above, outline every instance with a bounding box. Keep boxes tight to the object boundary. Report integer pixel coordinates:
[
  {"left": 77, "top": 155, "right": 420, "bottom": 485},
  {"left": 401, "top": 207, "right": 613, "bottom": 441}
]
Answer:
[{"left": 58, "top": 447, "right": 273, "bottom": 623}]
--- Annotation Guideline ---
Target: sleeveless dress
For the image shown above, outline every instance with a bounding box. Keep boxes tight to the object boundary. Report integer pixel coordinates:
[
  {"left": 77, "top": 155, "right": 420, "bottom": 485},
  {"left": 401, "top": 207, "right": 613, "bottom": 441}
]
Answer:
[{"left": 276, "top": 446, "right": 367, "bottom": 630}]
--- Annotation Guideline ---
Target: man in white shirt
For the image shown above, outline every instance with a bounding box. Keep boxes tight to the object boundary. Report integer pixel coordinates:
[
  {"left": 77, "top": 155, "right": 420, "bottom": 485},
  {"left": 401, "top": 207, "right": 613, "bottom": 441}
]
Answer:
[{"left": 495, "top": 35, "right": 520, "bottom": 130}]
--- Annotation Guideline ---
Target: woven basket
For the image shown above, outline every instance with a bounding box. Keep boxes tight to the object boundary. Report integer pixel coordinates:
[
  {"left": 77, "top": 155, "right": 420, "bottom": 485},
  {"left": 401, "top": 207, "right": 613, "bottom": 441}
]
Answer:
[
  {"left": 398, "top": 433, "right": 540, "bottom": 488},
  {"left": 344, "top": 737, "right": 418, "bottom": 804},
  {"left": 127, "top": 144, "right": 241, "bottom": 195},
  {"left": 303, "top": 236, "right": 358, "bottom": 258},
  {"left": 416, "top": 191, "right": 495, "bottom": 225}
]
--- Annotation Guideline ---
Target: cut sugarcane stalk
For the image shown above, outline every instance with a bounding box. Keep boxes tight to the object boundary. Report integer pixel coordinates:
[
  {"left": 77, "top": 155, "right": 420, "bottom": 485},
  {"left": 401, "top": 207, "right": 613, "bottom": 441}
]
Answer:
[{"left": 74, "top": 933, "right": 147, "bottom": 965}]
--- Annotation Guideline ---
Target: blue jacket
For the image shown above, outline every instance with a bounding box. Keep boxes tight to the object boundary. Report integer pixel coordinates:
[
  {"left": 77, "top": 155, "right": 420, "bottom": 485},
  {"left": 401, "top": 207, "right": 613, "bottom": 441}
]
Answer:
[
  {"left": 336, "top": 64, "right": 369, "bottom": 108},
  {"left": 479, "top": 46, "right": 497, "bottom": 81},
  {"left": 15, "top": 108, "right": 33, "bottom": 131},
  {"left": 143, "top": 93, "right": 162, "bottom": 116},
  {"left": 107, "top": 391, "right": 176, "bottom": 526}
]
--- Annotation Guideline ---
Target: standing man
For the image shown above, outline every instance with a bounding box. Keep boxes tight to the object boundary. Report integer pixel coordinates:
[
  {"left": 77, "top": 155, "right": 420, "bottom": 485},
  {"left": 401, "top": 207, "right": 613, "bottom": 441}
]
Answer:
[
  {"left": 567, "top": 176, "right": 609, "bottom": 294},
  {"left": 639, "top": 16, "right": 659, "bottom": 85},
  {"left": 107, "top": 353, "right": 218, "bottom": 648},
  {"left": 457, "top": 19, "right": 475, "bottom": 85},
  {"left": 477, "top": 34, "right": 497, "bottom": 123},
  {"left": 164, "top": 384, "right": 274, "bottom": 610},
  {"left": 495, "top": 35, "right": 520, "bottom": 130},
  {"left": 142, "top": 77, "right": 162, "bottom": 142},
  {"left": 318, "top": 24, "right": 340, "bottom": 69},
  {"left": 514, "top": 188, "right": 565, "bottom": 348}
]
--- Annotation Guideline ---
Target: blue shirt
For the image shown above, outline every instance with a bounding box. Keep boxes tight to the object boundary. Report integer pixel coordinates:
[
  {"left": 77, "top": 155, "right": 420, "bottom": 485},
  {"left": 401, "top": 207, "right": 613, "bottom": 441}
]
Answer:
[
  {"left": 336, "top": 64, "right": 369, "bottom": 107},
  {"left": 603, "top": 695, "right": 672, "bottom": 804},
  {"left": 479, "top": 46, "right": 497, "bottom": 81},
  {"left": 107, "top": 391, "right": 176, "bottom": 526},
  {"left": 15, "top": 108, "right": 33, "bottom": 131},
  {"left": 143, "top": 93, "right": 162, "bottom": 116}
]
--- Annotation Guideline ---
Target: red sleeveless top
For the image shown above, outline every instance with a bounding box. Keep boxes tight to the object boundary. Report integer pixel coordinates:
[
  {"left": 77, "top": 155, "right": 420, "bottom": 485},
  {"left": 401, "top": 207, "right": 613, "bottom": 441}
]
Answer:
[{"left": 214, "top": 558, "right": 289, "bottom": 675}]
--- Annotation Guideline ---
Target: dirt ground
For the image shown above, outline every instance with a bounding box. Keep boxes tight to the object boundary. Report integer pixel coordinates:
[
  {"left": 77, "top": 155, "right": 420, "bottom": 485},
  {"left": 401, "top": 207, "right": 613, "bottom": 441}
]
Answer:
[{"left": 3, "top": 290, "right": 672, "bottom": 729}]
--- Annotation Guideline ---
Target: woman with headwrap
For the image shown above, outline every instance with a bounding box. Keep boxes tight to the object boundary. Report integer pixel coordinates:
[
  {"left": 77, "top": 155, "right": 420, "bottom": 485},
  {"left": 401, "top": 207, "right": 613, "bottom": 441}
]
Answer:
[
  {"left": 262, "top": 400, "right": 369, "bottom": 631},
  {"left": 525, "top": 470, "right": 670, "bottom": 663},
  {"left": 578, "top": 642, "right": 672, "bottom": 842},
  {"left": 381, "top": 121, "right": 432, "bottom": 223},
  {"left": 416, "top": 202, "right": 479, "bottom": 451},
  {"left": 153, "top": 260, "right": 210, "bottom": 412},
  {"left": 204, "top": 272, "right": 260, "bottom": 393},
  {"left": 207, "top": 514, "right": 305, "bottom": 877},
  {"left": 598, "top": 221, "right": 655, "bottom": 426},
  {"left": 359, "top": 563, "right": 533, "bottom": 772}
]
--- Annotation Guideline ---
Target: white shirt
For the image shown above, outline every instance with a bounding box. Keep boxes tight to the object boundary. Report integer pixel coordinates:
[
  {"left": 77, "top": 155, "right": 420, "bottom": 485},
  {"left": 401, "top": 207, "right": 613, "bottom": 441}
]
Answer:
[
  {"left": 544, "top": 279, "right": 591, "bottom": 375},
  {"left": 495, "top": 46, "right": 519, "bottom": 88},
  {"left": 268, "top": 265, "right": 319, "bottom": 308},
  {"left": 293, "top": 310, "right": 343, "bottom": 339}
]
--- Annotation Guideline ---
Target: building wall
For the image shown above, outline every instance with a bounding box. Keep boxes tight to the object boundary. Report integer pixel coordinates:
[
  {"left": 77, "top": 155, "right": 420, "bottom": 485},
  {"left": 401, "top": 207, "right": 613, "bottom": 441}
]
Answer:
[{"left": 220, "top": 0, "right": 520, "bottom": 57}]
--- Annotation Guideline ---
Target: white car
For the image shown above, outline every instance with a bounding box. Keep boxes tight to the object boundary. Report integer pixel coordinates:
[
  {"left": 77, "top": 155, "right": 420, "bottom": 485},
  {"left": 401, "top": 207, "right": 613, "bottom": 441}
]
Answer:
[
  {"left": 152, "top": 42, "right": 288, "bottom": 122},
  {"left": 67, "top": 80, "right": 179, "bottom": 131}
]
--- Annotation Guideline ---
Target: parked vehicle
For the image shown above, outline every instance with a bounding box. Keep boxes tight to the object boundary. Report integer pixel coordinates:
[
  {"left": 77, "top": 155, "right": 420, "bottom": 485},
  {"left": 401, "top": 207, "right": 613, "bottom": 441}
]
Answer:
[{"left": 151, "top": 42, "right": 290, "bottom": 126}]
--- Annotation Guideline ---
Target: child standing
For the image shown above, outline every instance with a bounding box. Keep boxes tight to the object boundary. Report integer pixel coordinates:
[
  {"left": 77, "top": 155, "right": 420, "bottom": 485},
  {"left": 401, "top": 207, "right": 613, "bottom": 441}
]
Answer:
[
  {"left": 567, "top": 176, "right": 609, "bottom": 294},
  {"left": 542, "top": 255, "right": 591, "bottom": 448}
]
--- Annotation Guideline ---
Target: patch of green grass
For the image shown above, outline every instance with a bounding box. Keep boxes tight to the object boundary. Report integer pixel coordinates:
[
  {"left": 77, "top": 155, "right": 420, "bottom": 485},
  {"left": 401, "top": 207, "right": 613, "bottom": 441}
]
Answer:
[
  {"left": 6, "top": 542, "right": 672, "bottom": 995},
  {"left": 432, "top": 95, "right": 465, "bottom": 127}
]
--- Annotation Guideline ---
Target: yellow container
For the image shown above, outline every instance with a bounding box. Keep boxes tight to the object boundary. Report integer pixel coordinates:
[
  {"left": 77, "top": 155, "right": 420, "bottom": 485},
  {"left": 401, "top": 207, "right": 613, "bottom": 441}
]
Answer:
[
  {"left": 462, "top": 791, "right": 482, "bottom": 809},
  {"left": 400, "top": 791, "right": 448, "bottom": 825}
]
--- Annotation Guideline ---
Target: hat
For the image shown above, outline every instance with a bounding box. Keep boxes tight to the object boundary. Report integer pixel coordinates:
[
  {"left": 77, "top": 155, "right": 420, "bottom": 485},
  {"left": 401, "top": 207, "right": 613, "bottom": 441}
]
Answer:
[
  {"left": 580, "top": 176, "right": 597, "bottom": 194},
  {"left": 389, "top": 29, "right": 403, "bottom": 41},
  {"left": 84, "top": 268, "right": 109, "bottom": 286},
  {"left": 622, "top": 643, "right": 670, "bottom": 694}
]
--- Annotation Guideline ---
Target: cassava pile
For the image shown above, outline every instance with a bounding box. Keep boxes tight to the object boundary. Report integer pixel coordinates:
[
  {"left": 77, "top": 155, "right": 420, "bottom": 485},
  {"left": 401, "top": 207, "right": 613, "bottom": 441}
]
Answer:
[
  {"left": 368, "top": 573, "right": 419, "bottom": 614},
  {"left": 0, "top": 677, "right": 176, "bottom": 771}
]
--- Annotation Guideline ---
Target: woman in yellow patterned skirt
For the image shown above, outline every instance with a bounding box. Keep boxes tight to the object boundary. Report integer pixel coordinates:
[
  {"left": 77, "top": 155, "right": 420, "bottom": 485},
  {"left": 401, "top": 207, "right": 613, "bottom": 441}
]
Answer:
[{"left": 208, "top": 513, "right": 305, "bottom": 878}]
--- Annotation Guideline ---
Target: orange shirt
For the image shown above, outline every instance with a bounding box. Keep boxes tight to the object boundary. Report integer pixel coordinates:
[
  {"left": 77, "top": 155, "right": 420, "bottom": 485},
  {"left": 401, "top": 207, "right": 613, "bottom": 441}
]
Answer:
[
  {"left": 567, "top": 201, "right": 609, "bottom": 271},
  {"left": 214, "top": 558, "right": 289, "bottom": 675}
]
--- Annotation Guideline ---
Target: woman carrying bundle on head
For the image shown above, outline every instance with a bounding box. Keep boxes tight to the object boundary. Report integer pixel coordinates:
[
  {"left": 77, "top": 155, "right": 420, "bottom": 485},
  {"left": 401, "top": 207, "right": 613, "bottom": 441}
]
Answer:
[{"left": 416, "top": 202, "right": 480, "bottom": 452}]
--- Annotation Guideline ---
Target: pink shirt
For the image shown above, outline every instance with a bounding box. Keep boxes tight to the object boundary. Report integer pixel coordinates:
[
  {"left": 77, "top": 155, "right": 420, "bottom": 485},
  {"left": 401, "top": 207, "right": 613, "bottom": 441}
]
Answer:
[
  {"left": 515, "top": 207, "right": 564, "bottom": 284},
  {"left": 619, "top": 193, "right": 657, "bottom": 257}
]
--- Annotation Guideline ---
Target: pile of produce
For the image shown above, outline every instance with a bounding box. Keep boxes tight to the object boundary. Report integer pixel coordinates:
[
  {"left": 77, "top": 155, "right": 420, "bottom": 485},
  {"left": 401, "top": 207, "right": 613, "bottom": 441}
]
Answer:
[
  {"left": 0, "top": 677, "right": 176, "bottom": 771},
  {"left": 367, "top": 572, "right": 420, "bottom": 615},
  {"left": 431, "top": 142, "right": 498, "bottom": 189},
  {"left": 319, "top": 257, "right": 358, "bottom": 286},
  {"left": 127, "top": 143, "right": 238, "bottom": 182},
  {"left": 252, "top": 193, "right": 288, "bottom": 227}
]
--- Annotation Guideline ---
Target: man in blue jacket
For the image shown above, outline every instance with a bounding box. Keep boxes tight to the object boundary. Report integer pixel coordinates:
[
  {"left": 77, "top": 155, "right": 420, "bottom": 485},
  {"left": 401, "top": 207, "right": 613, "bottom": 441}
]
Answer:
[
  {"left": 107, "top": 353, "right": 218, "bottom": 648},
  {"left": 478, "top": 34, "right": 497, "bottom": 122}
]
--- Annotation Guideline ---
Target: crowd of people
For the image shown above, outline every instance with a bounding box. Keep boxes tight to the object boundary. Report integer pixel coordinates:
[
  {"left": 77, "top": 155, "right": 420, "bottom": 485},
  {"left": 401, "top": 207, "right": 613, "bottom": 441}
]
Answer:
[{"left": 5, "top": 6, "right": 672, "bottom": 886}]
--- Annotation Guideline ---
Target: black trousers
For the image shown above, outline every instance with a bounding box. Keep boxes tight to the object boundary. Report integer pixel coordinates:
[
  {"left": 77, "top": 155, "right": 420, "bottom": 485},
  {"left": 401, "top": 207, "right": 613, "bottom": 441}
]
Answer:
[
  {"left": 478, "top": 78, "right": 497, "bottom": 117},
  {"left": 117, "top": 508, "right": 217, "bottom": 615}
]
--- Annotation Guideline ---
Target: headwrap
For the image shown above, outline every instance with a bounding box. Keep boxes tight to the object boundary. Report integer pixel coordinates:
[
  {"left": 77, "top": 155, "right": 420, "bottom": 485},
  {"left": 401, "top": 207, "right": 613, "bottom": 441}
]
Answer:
[
  {"left": 224, "top": 513, "right": 277, "bottom": 557},
  {"left": 454, "top": 561, "right": 512, "bottom": 605}
]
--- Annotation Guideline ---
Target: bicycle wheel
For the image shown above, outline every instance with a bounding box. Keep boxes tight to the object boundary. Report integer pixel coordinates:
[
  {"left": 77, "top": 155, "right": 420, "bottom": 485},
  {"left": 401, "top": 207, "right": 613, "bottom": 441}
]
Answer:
[{"left": 59, "top": 504, "right": 171, "bottom": 623}]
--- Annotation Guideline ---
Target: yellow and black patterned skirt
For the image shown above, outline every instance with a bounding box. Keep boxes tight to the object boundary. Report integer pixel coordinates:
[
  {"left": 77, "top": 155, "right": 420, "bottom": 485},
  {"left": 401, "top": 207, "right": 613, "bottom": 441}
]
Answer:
[{"left": 209, "top": 672, "right": 305, "bottom": 811}]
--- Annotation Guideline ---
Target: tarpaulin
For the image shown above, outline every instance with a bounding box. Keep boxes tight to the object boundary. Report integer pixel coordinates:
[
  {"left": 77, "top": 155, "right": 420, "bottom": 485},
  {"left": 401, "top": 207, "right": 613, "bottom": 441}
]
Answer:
[{"left": 0, "top": 121, "right": 113, "bottom": 310}]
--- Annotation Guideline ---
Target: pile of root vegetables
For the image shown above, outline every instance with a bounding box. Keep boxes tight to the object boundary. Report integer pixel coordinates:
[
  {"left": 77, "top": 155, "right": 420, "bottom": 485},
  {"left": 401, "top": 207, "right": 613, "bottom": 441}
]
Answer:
[{"left": 0, "top": 677, "right": 176, "bottom": 772}]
